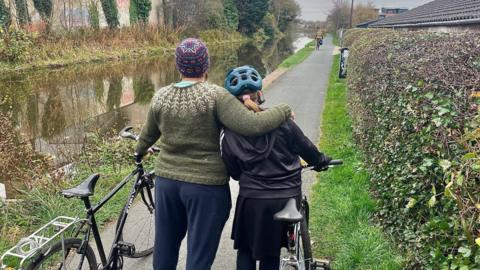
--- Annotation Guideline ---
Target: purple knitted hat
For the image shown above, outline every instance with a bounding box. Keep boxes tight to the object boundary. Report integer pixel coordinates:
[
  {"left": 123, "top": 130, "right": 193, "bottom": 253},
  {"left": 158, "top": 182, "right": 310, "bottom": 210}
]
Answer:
[{"left": 175, "top": 38, "right": 210, "bottom": 78}]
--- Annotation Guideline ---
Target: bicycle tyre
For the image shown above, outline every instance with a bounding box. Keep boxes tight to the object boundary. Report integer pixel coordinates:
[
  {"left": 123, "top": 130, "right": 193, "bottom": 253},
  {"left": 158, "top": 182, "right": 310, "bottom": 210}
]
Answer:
[
  {"left": 26, "top": 238, "right": 97, "bottom": 270},
  {"left": 115, "top": 186, "right": 155, "bottom": 258},
  {"left": 299, "top": 218, "right": 313, "bottom": 270}
]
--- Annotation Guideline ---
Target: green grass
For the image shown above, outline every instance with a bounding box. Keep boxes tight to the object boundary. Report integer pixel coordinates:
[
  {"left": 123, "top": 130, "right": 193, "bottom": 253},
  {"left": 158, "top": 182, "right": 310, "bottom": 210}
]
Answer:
[
  {"left": 332, "top": 33, "right": 340, "bottom": 47},
  {"left": 309, "top": 55, "right": 404, "bottom": 269},
  {"left": 279, "top": 41, "right": 315, "bottom": 69}
]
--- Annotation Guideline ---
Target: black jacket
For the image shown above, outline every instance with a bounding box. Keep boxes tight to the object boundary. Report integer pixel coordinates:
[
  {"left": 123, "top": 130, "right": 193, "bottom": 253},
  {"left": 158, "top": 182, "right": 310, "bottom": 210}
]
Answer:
[{"left": 220, "top": 119, "right": 328, "bottom": 199}]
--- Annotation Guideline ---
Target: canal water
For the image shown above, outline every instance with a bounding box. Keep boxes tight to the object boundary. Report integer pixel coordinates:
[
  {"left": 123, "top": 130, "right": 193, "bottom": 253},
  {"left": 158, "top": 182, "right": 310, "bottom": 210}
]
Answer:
[{"left": 0, "top": 37, "right": 299, "bottom": 175}]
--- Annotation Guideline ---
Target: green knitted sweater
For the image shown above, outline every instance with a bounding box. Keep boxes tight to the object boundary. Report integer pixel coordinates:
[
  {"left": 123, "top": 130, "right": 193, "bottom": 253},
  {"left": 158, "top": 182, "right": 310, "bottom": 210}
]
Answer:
[{"left": 135, "top": 81, "right": 292, "bottom": 185}]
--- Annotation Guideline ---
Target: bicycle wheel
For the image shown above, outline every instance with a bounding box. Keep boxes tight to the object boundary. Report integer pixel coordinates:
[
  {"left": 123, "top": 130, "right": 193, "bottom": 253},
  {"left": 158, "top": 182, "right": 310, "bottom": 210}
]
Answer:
[
  {"left": 298, "top": 219, "right": 313, "bottom": 270},
  {"left": 26, "top": 238, "right": 97, "bottom": 270},
  {"left": 116, "top": 184, "right": 155, "bottom": 258}
]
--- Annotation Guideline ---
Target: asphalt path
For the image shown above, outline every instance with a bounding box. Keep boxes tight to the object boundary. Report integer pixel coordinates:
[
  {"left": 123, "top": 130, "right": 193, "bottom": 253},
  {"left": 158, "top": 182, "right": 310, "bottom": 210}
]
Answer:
[{"left": 99, "top": 36, "right": 335, "bottom": 270}]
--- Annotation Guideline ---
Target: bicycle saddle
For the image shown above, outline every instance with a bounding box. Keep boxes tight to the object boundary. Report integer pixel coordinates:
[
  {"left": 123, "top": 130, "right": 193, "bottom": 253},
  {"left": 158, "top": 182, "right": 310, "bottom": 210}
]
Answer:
[
  {"left": 273, "top": 198, "right": 303, "bottom": 222},
  {"left": 62, "top": 173, "right": 100, "bottom": 199}
]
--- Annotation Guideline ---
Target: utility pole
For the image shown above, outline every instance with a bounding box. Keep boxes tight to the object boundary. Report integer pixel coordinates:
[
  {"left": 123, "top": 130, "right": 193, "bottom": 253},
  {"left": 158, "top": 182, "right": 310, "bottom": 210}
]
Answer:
[{"left": 349, "top": 0, "right": 354, "bottom": 28}]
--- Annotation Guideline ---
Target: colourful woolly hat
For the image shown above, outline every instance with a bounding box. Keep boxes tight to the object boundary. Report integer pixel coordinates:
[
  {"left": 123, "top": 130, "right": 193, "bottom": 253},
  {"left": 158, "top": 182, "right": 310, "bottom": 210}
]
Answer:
[{"left": 175, "top": 38, "right": 210, "bottom": 78}]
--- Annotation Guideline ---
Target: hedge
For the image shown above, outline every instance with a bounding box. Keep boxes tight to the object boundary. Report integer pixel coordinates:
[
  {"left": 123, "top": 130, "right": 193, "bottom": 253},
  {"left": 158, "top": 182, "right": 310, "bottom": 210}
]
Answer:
[{"left": 346, "top": 29, "right": 480, "bottom": 268}]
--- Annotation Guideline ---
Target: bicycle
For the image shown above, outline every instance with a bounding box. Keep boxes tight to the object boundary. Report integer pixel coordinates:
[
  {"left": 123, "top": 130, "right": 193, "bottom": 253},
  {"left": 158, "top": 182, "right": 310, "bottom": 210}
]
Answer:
[
  {"left": 1, "top": 127, "right": 157, "bottom": 270},
  {"left": 275, "top": 159, "right": 343, "bottom": 270}
]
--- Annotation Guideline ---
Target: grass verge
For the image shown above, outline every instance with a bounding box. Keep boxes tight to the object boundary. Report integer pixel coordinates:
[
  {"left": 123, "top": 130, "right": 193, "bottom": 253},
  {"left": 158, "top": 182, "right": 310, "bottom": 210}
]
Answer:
[
  {"left": 278, "top": 41, "right": 315, "bottom": 69},
  {"left": 309, "top": 54, "right": 404, "bottom": 269}
]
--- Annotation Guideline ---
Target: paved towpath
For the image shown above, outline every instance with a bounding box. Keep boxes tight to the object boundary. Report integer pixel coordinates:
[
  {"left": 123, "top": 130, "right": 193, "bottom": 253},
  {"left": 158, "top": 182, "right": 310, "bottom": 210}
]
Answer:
[{"left": 101, "top": 36, "right": 335, "bottom": 270}]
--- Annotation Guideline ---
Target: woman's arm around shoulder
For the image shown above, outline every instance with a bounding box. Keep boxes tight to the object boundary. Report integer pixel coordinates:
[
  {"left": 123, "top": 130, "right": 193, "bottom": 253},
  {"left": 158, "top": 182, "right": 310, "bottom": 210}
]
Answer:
[{"left": 215, "top": 87, "right": 292, "bottom": 137}]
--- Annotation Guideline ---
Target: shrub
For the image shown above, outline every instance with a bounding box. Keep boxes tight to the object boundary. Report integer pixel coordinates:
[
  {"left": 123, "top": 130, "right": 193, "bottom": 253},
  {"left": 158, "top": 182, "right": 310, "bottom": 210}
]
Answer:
[
  {"left": 0, "top": 113, "right": 52, "bottom": 193},
  {"left": 347, "top": 29, "right": 480, "bottom": 268},
  {"left": 0, "top": 27, "right": 33, "bottom": 63}
]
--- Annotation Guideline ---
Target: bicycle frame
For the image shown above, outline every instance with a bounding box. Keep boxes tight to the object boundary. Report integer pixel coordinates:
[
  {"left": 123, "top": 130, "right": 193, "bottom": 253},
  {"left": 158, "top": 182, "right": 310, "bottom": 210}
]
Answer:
[
  {"left": 280, "top": 223, "right": 303, "bottom": 270},
  {"left": 73, "top": 165, "right": 154, "bottom": 270},
  {"left": 280, "top": 197, "right": 310, "bottom": 270}
]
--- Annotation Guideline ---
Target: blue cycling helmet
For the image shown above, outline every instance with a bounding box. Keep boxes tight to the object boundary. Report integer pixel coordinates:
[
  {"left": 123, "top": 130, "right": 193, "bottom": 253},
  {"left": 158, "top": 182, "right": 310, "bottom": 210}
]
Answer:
[{"left": 224, "top": 65, "right": 263, "bottom": 96}]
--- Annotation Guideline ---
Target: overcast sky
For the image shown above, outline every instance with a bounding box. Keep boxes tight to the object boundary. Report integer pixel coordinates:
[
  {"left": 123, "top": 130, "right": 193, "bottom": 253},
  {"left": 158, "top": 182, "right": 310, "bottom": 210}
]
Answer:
[{"left": 297, "top": 0, "right": 433, "bottom": 21}]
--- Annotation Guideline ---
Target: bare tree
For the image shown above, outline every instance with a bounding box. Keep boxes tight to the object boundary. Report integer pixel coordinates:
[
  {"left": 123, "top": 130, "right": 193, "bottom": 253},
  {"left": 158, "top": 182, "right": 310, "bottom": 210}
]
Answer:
[{"left": 326, "top": 0, "right": 377, "bottom": 32}]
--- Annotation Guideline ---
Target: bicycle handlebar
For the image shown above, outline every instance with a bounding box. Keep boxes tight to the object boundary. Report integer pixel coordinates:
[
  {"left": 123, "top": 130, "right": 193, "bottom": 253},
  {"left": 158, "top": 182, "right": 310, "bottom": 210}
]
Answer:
[
  {"left": 119, "top": 126, "right": 139, "bottom": 141},
  {"left": 302, "top": 159, "right": 343, "bottom": 169},
  {"left": 329, "top": 159, "right": 343, "bottom": 166},
  {"left": 119, "top": 126, "right": 160, "bottom": 153}
]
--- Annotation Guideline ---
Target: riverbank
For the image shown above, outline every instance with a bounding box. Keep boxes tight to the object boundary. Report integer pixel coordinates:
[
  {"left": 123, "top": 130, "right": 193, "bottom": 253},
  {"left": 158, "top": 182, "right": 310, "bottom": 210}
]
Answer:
[
  {"left": 279, "top": 40, "right": 315, "bottom": 69},
  {"left": 0, "top": 27, "right": 246, "bottom": 73},
  {"left": 0, "top": 38, "right": 305, "bottom": 264},
  {"left": 310, "top": 54, "right": 404, "bottom": 269}
]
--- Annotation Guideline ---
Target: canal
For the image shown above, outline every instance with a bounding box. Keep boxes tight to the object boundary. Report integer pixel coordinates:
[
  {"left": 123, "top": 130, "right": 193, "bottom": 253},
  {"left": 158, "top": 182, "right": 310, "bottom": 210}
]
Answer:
[{"left": 0, "top": 35, "right": 308, "bottom": 197}]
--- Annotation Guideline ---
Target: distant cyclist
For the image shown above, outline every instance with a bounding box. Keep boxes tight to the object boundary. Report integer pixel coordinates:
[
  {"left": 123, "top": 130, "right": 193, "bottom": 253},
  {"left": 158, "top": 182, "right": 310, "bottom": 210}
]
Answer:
[
  {"left": 315, "top": 33, "right": 323, "bottom": 50},
  {"left": 220, "top": 66, "right": 331, "bottom": 270}
]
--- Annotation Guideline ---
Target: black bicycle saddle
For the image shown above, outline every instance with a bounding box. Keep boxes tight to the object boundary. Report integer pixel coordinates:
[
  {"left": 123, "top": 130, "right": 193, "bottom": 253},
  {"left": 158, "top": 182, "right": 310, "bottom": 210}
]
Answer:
[
  {"left": 62, "top": 173, "right": 100, "bottom": 199},
  {"left": 273, "top": 198, "right": 303, "bottom": 222}
]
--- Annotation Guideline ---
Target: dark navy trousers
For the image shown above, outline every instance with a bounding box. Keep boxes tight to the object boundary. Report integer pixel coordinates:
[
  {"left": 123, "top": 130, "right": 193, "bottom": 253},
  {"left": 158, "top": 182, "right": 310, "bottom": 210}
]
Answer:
[{"left": 153, "top": 176, "right": 231, "bottom": 270}]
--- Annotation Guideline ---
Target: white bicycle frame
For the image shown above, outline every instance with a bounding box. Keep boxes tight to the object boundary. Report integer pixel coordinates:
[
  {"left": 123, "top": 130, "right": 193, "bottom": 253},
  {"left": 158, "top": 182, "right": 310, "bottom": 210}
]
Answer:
[{"left": 0, "top": 216, "right": 85, "bottom": 270}]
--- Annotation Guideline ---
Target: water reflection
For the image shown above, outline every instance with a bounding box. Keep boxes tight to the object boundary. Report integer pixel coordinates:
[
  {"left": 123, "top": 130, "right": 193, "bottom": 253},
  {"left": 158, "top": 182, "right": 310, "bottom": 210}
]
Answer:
[{"left": 0, "top": 38, "right": 294, "bottom": 165}]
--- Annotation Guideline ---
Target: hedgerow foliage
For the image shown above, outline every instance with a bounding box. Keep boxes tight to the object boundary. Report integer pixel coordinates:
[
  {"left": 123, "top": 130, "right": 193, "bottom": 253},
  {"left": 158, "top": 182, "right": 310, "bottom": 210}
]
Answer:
[
  {"left": 0, "top": 27, "right": 33, "bottom": 62},
  {"left": 347, "top": 29, "right": 480, "bottom": 268}
]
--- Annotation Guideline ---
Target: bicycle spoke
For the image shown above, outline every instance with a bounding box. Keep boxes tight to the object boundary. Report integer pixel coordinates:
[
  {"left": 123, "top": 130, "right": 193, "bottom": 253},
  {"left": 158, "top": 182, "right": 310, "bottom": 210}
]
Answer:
[{"left": 116, "top": 186, "right": 155, "bottom": 258}]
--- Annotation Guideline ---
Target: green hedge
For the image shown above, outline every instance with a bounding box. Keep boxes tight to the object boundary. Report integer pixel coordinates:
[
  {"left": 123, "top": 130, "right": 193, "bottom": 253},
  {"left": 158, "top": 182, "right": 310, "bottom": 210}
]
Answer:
[{"left": 346, "top": 29, "right": 480, "bottom": 268}]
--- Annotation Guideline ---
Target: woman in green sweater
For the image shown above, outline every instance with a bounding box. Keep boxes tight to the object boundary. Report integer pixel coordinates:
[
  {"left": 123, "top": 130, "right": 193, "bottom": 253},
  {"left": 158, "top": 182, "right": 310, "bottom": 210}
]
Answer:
[{"left": 135, "top": 38, "right": 293, "bottom": 270}]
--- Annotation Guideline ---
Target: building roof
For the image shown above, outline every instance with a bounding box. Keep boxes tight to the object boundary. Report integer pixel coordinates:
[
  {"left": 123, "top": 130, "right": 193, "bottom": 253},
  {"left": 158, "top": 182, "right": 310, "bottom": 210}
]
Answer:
[
  {"left": 356, "top": 19, "right": 382, "bottom": 28},
  {"left": 370, "top": 0, "right": 480, "bottom": 28}
]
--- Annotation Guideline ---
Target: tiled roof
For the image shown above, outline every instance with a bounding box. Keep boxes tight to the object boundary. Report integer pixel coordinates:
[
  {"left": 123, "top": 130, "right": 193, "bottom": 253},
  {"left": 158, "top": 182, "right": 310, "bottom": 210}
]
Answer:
[{"left": 370, "top": 0, "right": 480, "bottom": 28}]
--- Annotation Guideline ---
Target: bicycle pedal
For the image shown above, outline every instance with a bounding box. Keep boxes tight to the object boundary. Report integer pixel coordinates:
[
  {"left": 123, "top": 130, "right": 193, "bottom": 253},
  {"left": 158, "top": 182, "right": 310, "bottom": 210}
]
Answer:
[
  {"left": 312, "top": 259, "right": 331, "bottom": 270},
  {"left": 117, "top": 241, "right": 135, "bottom": 257}
]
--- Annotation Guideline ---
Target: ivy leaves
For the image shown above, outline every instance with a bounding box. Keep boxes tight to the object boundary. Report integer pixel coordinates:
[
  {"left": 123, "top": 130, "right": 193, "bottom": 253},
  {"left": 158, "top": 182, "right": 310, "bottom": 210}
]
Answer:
[
  {"left": 100, "top": 0, "right": 119, "bottom": 28},
  {"left": 346, "top": 29, "right": 480, "bottom": 268}
]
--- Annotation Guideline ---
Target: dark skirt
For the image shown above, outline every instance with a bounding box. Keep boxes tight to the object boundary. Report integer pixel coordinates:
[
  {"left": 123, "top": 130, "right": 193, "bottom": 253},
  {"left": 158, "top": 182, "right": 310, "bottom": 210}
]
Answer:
[{"left": 231, "top": 196, "right": 299, "bottom": 260}]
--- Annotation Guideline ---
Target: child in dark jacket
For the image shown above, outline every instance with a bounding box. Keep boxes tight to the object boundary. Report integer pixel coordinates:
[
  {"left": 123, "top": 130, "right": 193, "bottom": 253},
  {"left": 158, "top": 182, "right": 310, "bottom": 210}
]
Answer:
[{"left": 221, "top": 66, "right": 331, "bottom": 270}]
